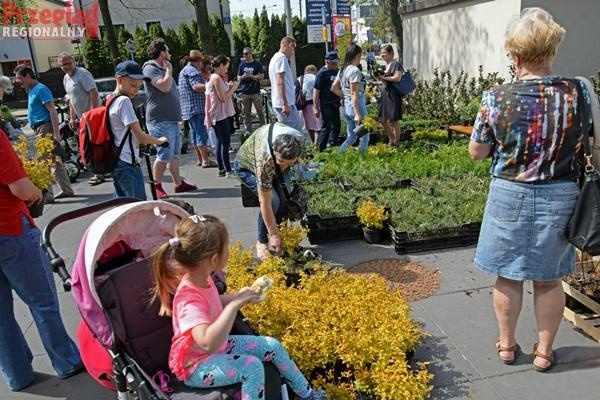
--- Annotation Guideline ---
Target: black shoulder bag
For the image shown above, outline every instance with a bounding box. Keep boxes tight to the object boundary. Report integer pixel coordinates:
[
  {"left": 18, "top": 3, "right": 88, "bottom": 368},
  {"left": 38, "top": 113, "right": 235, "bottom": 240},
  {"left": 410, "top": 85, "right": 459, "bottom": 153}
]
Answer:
[
  {"left": 566, "top": 80, "right": 600, "bottom": 256},
  {"left": 267, "top": 123, "right": 308, "bottom": 221}
]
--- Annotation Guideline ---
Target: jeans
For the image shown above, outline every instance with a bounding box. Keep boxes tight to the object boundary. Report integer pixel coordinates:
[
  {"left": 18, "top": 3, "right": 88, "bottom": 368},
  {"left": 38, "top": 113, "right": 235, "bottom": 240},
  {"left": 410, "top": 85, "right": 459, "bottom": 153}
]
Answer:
[
  {"left": 273, "top": 105, "right": 304, "bottom": 133},
  {"left": 213, "top": 118, "right": 232, "bottom": 173},
  {"left": 148, "top": 121, "right": 182, "bottom": 162},
  {"left": 339, "top": 98, "right": 369, "bottom": 155},
  {"left": 0, "top": 216, "right": 82, "bottom": 390},
  {"left": 241, "top": 93, "right": 266, "bottom": 131},
  {"left": 234, "top": 160, "right": 286, "bottom": 243},
  {"left": 317, "top": 102, "right": 341, "bottom": 151},
  {"left": 186, "top": 113, "right": 208, "bottom": 147},
  {"left": 112, "top": 159, "right": 147, "bottom": 200}
]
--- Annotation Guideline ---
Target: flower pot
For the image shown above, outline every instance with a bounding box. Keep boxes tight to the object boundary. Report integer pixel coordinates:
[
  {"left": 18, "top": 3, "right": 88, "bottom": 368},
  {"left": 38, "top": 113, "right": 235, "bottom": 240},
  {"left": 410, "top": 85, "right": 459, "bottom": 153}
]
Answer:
[
  {"left": 363, "top": 226, "right": 384, "bottom": 244},
  {"left": 27, "top": 190, "right": 47, "bottom": 218}
]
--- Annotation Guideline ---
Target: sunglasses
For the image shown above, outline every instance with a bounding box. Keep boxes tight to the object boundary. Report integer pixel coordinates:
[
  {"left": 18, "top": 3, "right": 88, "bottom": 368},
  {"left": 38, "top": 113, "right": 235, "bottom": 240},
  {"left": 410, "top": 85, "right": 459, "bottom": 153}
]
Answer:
[{"left": 243, "top": 52, "right": 251, "bottom": 55}]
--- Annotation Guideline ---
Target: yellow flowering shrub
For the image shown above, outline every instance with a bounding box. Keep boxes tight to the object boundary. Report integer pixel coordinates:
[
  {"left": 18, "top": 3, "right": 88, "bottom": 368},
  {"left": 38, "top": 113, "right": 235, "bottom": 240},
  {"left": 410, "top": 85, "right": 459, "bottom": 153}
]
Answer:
[
  {"left": 226, "top": 243, "right": 433, "bottom": 400},
  {"left": 356, "top": 199, "right": 389, "bottom": 230},
  {"left": 278, "top": 221, "right": 308, "bottom": 255},
  {"left": 362, "top": 116, "right": 382, "bottom": 132},
  {"left": 12, "top": 135, "right": 54, "bottom": 190}
]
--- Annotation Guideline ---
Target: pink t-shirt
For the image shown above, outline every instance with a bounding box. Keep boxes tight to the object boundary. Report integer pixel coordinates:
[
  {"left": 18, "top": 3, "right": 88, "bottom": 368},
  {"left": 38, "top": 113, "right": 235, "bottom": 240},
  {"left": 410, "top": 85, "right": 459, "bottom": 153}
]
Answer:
[
  {"left": 205, "top": 75, "right": 235, "bottom": 127},
  {"left": 169, "top": 278, "right": 227, "bottom": 381}
]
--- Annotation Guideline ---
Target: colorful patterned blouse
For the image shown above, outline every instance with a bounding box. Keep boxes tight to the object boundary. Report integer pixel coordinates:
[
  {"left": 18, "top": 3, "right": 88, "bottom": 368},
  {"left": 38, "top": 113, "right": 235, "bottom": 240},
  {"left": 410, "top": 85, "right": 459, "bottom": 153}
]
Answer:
[
  {"left": 471, "top": 77, "right": 592, "bottom": 182},
  {"left": 235, "top": 123, "right": 305, "bottom": 191}
]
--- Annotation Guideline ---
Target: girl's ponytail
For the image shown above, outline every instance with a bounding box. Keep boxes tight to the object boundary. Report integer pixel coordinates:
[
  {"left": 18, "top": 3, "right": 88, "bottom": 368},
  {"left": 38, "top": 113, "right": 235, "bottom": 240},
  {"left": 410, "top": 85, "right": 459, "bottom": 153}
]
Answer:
[{"left": 151, "top": 242, "right": 179, "bottom": 317}]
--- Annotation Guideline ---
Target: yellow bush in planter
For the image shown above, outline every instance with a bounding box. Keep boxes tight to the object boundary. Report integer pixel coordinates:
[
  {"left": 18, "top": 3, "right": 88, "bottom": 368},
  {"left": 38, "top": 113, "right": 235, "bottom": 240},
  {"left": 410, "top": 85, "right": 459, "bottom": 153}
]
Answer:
[
  {"left": 12, "top": 135, "right": 55, "bottom": 190},
  {"left": 226, "top": 243, "right": 433, "bottom": 400},
  {"left": 356, "top": 199, "right": 389, "bottom": 230}
]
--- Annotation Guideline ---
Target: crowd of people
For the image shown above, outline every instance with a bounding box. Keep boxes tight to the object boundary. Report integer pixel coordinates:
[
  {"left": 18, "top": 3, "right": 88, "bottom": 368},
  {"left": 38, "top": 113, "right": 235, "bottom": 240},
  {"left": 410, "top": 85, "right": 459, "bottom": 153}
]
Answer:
[{"left": 0, "top": 6, "right": 596, "bottom": 396}]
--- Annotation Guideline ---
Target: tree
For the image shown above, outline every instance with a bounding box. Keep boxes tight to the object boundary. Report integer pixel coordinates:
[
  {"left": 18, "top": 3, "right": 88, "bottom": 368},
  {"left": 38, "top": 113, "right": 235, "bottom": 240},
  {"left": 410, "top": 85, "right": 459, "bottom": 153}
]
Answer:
[
  {"left": 133, "top": 26, "right": 151, "bottom": 63},
  {"left": 179, "top": 22, "right": 199, "bottom": 53},
  {"left": 351, "top": 0, "right": 405, "bottom": 61},
  {"left": 188, "top": 0, "right": 215, "bottom": 54},
  {"left": 292, "top": 16, "right": 306, "bottom": 45},
  {"left": 269, "top": 14, "right": 285, "bottom": 53},
  {"left": 232, "top": 16, "right": 251, "bottom": 56},
  {"left": 165, "top": 27, "right": 182, "bottom": 62},
  {"left": 250, "top": 9, "right": 260, "bottom": 52},
  {"left": 97, "top": 0, "right": 119, "bottom": 67},
  {"left": 147, "top": 22, "right": 165, "bottom": 40},
  {"left": 209, "top": 15, "right": 231, "bottom": 56},
  {"left": 83, "top": 37, "right": 112, "bottom": 77},
  {"left": 255, "top": 6, "right": 270, "bottom": 61},
  {"left": 116, "top": 27, "right": 133, "bottom": 61}
]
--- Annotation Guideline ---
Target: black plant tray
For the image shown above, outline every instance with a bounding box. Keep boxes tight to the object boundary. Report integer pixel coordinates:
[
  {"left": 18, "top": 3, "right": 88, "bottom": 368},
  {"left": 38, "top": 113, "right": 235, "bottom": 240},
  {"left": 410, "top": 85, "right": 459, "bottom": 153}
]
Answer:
[
  {"left": 390, "top": 222, "right": 481, "bottom": 254},
  {"left": 302, "top": 214, "right": 363, "bottom": 244}
]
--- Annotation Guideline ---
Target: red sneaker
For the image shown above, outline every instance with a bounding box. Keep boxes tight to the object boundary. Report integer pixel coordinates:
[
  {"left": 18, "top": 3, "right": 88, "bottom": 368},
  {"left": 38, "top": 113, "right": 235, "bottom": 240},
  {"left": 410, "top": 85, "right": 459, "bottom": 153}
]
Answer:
[
  {"left": 174, "top": 180, "right": 197, "bottom": 193},
  {"left": 155, "top": 183, "right": 169, "bottom": 199}
]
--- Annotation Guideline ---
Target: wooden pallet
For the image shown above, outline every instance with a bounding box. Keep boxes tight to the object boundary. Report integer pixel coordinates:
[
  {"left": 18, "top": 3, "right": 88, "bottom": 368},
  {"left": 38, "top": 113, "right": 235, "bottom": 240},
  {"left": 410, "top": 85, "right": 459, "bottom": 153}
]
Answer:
[{"left": 562, "top": 281, "right": 600, "bottom": 342}]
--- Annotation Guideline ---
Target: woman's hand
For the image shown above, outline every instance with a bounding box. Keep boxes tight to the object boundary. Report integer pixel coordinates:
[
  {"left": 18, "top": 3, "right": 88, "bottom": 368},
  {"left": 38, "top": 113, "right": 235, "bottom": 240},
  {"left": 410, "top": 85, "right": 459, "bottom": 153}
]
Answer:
[
  {"left": 268, "top": 232, "right": 282, "bottom": 254},
  {"left": 231, "top": 287, "right": 262, "bottom": 308}
]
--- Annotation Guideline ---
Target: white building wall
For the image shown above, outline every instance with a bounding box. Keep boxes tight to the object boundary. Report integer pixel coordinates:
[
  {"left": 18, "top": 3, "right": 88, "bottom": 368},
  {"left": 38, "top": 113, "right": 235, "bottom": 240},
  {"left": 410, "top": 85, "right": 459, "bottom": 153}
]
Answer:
[{"left": 402, "top": 0, "right": 521, "bottom": 80}]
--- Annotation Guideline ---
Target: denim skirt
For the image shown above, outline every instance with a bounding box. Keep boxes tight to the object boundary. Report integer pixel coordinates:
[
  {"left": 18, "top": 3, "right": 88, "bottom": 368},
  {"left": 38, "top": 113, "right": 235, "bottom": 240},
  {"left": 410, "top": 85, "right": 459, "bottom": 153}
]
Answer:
[{"left": 474, "top": 178, "right": 579, "bottom": 281}]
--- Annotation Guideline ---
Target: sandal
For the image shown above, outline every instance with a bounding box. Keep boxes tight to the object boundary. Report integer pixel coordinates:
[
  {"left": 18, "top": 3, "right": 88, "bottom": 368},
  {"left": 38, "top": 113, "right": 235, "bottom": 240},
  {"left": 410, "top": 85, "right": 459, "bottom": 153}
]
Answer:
[
  {"left": 496, "top": 338, "right": 518, "bottom": 365},
  {"left": 532, "top": 343, "right": 554, "bottom": 372},
  {"left": 88, "top": 175, "right": 105, "bottom": 186}
]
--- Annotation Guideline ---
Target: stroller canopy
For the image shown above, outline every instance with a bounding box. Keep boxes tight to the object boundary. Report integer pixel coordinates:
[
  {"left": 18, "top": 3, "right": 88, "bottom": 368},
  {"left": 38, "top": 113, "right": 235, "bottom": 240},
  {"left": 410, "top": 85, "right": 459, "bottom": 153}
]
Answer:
[{"left": 71, "top": 201, "right": 190, "bottom": 348}]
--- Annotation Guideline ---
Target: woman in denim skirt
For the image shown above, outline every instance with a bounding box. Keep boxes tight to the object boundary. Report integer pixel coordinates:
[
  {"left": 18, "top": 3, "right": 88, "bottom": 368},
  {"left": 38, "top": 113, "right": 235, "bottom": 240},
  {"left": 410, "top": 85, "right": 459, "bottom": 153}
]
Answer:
[{"left": 469, "top": 8, "right": 592, "bottom": 373}]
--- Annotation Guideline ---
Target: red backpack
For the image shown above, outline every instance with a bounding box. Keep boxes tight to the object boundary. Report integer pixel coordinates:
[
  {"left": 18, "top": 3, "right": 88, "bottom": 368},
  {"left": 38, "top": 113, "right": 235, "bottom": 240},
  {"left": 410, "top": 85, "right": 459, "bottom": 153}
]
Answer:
[{"left": 79, "top": 94, "right": 132, "bottom": 174}]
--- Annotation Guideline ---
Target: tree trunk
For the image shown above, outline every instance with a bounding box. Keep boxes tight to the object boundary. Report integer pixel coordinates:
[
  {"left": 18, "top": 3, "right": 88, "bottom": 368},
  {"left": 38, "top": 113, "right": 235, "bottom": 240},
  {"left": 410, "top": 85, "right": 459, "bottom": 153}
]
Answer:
[
  {"left": 389, "top": 0, "right": 403, "bottom": 63},
  {"left": 98, "top": 0, "right": 119, "bottom": 68},
  {"left": 192, "top": 0, "right": 215, "bottom": 54}
]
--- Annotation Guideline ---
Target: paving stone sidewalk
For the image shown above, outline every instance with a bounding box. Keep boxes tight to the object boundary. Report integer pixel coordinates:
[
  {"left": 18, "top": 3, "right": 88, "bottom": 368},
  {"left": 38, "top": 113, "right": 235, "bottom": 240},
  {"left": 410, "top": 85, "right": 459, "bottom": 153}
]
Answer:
[{"left": 2, "top": 143, "right": 599, "bottom": 400}]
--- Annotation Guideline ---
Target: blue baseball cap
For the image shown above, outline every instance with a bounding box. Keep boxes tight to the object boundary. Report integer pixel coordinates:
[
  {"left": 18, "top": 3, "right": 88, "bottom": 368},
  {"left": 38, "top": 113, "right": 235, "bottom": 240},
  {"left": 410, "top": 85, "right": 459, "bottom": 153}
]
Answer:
[
  {"left": 325, "top": 52, "right": 339, "bottom": 63},
  {"left": 115, "top": 60, "right": 150, "bottom": 81}
]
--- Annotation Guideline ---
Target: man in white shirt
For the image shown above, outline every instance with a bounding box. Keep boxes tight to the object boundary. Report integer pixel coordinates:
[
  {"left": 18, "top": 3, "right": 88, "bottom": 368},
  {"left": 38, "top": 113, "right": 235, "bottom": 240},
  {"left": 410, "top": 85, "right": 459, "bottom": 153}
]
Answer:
[{"left": 268, "top": 36, "right": 303, "bottom": 133}]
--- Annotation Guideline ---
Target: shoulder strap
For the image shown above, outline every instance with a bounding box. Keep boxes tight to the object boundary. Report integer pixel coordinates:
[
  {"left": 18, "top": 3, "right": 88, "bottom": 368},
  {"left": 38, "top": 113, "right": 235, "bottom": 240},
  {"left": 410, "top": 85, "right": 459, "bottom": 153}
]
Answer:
[
  {"left": 267, "top": 123, "right": 292, "bottom": 200},
  {"left": 106, "top": 94, "right": 133, "bottom": 157},
  {"left": 575, "top": 79, "right": 594, "bottom": 174}
]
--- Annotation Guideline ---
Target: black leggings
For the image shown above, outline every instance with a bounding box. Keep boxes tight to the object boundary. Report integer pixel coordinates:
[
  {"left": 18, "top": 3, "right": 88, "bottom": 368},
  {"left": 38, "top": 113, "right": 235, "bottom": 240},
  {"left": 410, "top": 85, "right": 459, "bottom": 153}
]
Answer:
[{"left": 213, "top": 118, "right": 232, "bottom": 172}]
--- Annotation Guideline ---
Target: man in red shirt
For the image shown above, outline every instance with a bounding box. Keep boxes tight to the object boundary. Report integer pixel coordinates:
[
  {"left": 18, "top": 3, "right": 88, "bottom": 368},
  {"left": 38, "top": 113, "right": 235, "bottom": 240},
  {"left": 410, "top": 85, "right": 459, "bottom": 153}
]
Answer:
[{"left": 0, "top": 118, "right": 82, "bottom": 389}]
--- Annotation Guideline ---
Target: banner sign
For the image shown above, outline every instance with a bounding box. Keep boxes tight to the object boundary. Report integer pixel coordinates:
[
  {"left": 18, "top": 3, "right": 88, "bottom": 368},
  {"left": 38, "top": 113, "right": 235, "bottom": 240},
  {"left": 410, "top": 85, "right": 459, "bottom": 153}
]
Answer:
[
  {"left": 306, "top": 0, "right": 332, "bottom": 43},
  {"left": 336, "top": 0, "right": 351, "bottom": 15},
  {"left": 332, "top": 15, "right": 351, "bottom": 60}
]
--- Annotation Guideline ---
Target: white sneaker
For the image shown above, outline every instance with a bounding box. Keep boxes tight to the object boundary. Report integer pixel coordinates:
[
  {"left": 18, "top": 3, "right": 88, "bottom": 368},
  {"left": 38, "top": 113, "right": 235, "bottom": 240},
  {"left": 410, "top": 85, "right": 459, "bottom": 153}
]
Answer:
[
  {"left": 255, "top": 242, "right": 270, "bottom": 260},
  {"left": 225, "top": 172, "right": 236, "bottom": 179}
]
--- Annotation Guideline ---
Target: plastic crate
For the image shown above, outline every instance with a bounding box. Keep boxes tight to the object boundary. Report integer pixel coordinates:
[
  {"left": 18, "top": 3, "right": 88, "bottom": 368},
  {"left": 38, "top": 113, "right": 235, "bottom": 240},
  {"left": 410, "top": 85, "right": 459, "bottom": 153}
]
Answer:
[
  {"left": 303, "top": 214, "right": 363, "bottom": 244},
  {"left": 391, "top": 222, "right": 481, "bottom": 254},
  {"left": 240, "top": 184, "right": 260, "bottom": 208}
]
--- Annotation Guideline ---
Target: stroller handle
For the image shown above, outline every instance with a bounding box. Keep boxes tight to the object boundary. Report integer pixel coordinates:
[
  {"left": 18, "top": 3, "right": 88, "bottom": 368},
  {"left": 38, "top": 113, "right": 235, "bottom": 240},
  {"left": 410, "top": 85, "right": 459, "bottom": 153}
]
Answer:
[{"left": 41, "top": 197, "right": 141, "bottom": 291}]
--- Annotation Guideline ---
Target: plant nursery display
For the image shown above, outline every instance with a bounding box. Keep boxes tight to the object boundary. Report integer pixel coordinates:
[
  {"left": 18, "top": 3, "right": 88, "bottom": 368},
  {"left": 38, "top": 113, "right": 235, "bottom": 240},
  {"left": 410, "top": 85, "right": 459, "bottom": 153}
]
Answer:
[
  {"left": 356, "top": 198, "right": 389, "bottom": 244},
  {"left": 226, "top": 243, "right": 433, "bottom": 400}
]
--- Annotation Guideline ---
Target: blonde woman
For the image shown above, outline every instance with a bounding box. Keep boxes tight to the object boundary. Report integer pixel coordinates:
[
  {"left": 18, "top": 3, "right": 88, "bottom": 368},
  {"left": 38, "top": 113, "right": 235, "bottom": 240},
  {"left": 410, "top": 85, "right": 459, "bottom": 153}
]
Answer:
[{"left": 469, "top": 8, "right": 592, "bottom": 372}]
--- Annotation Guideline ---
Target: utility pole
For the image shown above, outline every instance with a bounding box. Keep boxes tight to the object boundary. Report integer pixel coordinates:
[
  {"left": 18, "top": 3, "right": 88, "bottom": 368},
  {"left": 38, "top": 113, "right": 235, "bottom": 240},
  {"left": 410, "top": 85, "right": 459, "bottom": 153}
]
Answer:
[
  {"left": 284, "top": 0, "right": 296, "bottom": 77},
  {"left": 299, "top": 0, "right": 303, "bottom": 19}
]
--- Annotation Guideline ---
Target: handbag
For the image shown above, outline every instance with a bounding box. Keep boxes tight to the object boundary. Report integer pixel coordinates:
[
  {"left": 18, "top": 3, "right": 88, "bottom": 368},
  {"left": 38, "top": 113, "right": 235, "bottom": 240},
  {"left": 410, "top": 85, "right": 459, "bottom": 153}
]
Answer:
[
  {"left": 389, "top": 63, "right": 416, "bottom": 97},
  {"left": 566, "top": 80, "right": 600, "bottom": 255},
  {"left": 267, "top": 123, "right": 308, "bottom": 221},
  {"left": 576, "top": 76, "right": 600, "bottom": 170},
  {"left": 295, "top": 75, "right": 307, "bottom": 111}
]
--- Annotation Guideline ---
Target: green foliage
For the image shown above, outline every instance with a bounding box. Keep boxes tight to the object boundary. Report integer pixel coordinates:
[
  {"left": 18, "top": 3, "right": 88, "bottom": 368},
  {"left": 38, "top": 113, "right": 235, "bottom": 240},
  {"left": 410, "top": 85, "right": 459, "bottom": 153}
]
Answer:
[
  {"left": 165, "top": 27, "right": 183, "bottom": 79},
  {"left": 591, "top": 70, "right": 600, "bottom": 95},
  {"left": 133, "top": 26, "right": 151, "bottom": 63},
  {"left": 250, "top": 9, "right": 261, "bottom": 53},
  {"left": 270, "top": 14, "right": 285, "bottom": 55},
  {"left": 0, "top": 105, "right": 16, "bottom": 122},
  {"left": 292, "top": 16, "right": 306, "bottom": 45},
  {"left": 147, "top": 22, "right": 165, "bottom": 40},
  {"left": 305, "top": 142, "right": 491, "bottom": 232},
  {"left": 83, "top": 38, "right": 113, "bottom": 77},
  {"left": 116, "top": 27, "right": 133, "bottom": 61},
  {"left": 179, "top": 22, "right": 199, "bottom": 55},
  {"left": 403, "top": 66, "right": 504, "bottom": 127},
  {"left": 232, "top": 16, "right": 251, "bottom": 56},
  {"left": 209, "top": 15, "right": 232, "bottom": 57}
]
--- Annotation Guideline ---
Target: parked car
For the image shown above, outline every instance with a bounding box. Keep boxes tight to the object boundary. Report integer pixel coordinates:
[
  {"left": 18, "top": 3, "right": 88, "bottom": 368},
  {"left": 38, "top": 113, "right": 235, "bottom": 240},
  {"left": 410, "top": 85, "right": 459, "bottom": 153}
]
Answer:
[{"left": 94, "top": 77, "right": 146, "bottom": 109}]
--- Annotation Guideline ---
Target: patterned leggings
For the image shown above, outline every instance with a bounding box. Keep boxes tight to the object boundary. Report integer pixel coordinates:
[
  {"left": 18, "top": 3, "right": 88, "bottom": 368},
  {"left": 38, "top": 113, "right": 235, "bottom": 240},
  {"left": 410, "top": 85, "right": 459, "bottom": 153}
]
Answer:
[{"left": 185, "top": 335, "right": 311, "bottom": 400}]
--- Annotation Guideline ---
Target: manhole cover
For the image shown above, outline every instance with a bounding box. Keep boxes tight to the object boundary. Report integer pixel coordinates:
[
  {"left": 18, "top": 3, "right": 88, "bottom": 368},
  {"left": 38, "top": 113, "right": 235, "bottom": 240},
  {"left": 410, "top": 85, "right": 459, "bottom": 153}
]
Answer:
[{"left": 349, "top": 258, "right": 440, "bottom": 301}]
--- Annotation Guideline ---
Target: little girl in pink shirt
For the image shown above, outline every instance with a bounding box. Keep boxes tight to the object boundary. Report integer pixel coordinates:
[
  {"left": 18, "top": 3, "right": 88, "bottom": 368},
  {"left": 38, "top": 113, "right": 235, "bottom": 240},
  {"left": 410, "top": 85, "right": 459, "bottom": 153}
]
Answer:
[{"left": 152, "top": 215, "right": 327, "bottom": 400}]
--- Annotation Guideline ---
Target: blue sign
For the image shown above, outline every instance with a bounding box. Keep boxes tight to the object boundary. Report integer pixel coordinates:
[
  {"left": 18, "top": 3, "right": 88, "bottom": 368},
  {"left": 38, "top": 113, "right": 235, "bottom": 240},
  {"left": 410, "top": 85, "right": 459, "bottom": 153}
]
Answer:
[
  {"left": 223, "top": 15, "right": 231, "bottom": 25},
  {"left": 306, "top": 0, "right": 331, "bottom": 25},
  {"left": 336, "top": 0, "right": 351, "bottom": 15}
]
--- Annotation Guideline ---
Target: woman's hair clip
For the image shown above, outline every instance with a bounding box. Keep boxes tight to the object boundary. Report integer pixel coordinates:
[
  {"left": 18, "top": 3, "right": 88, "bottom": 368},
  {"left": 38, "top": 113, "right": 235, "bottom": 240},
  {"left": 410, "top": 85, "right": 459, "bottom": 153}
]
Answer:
[
  {"left": 189, "top": 215, "right": 207, "bottom": 223},
  {"left": 168, "top": 237, "right": 181, "bottom": 248}
]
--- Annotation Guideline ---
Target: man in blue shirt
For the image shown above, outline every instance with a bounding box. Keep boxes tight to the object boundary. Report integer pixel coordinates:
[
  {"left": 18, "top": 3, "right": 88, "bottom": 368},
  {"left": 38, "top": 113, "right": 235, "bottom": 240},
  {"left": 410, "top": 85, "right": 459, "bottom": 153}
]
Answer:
[
  {"left": 14, "top": 65, "right": 74, "bottom": 202},
  {"left": 237, "top": 47, "right": 266, "bottom": 132},
  {"left": 313, "top": 52, "right": 342, "bottom": 151}
]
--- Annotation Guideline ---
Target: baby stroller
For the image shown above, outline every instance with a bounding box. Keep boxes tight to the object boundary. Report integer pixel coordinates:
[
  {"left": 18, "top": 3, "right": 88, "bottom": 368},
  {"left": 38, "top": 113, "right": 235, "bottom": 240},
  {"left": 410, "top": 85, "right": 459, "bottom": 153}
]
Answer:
[{"left": 42, "top": 198, "right": 286, "bottom": 400}]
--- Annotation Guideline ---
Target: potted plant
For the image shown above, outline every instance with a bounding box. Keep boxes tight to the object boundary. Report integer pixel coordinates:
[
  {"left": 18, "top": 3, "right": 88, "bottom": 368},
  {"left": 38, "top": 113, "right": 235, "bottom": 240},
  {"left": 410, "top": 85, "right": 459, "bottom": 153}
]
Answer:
[
  {"left": 13, "top": 135, "right": 55, "bottom": 218},
  {"left": 356, "top": 198, "right": 389, "bottom": 244}
]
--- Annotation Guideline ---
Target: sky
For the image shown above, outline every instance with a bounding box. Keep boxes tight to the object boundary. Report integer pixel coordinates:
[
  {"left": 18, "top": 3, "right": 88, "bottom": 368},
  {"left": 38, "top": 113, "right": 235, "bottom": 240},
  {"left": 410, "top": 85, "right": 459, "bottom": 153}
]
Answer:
[{"left": 228, "top": 0, "right": 303, "bottom": 18}]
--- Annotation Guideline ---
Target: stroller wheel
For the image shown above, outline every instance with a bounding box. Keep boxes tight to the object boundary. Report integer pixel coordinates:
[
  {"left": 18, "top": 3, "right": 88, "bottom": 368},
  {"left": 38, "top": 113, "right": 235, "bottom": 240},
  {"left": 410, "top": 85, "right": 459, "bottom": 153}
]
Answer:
[{"left": 64, "top": 160, "right": 81, "bottom": 183}]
